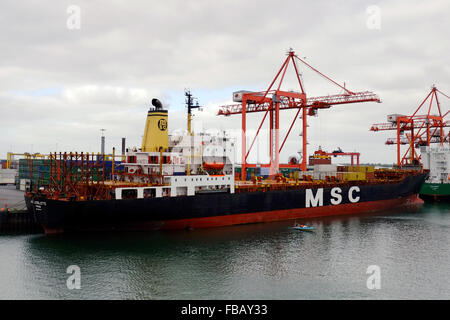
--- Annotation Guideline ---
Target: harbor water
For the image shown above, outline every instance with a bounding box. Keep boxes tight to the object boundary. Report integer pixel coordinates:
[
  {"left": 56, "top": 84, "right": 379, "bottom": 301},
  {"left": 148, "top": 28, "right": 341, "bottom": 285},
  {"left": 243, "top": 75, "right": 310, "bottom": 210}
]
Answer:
[{"left": 0, "top": 201, "right": 449, "bottom": 299}]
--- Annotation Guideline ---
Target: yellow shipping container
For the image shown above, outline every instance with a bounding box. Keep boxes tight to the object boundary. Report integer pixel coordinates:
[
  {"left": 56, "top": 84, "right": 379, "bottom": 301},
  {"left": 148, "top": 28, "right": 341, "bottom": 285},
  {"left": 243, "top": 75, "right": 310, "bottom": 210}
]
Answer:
[
  {"left": 344, "top": 171, "right": 366, "bottom": 181},
  {"left": 344, "top": 172, "right": 354, "bottom": 180},
  {"left": 355, "top": 166, "right": 374, "bottom": 173}
]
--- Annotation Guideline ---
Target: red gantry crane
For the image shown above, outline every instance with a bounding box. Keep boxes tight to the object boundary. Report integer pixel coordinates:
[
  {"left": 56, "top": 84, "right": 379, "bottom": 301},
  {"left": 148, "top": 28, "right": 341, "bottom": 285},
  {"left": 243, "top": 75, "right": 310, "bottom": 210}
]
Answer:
[
  {"left": 308, "top": 147, "right": 360, "bottom": 165},
  {"left": 217, "top": 49, "right": 381, "bottom": 180},
  {"left": 370, "top": 86, "right": 450, "bottom": 167},
  {"left": 324, "top": 150, "right": 360, "bottom": 166}
]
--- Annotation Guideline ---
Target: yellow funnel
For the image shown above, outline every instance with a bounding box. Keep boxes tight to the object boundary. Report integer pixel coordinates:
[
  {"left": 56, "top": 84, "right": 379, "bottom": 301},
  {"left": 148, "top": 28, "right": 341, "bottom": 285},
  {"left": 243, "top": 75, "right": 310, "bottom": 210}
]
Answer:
[{"left": 141, "top": 101, "right": 168, "bottom": 152}]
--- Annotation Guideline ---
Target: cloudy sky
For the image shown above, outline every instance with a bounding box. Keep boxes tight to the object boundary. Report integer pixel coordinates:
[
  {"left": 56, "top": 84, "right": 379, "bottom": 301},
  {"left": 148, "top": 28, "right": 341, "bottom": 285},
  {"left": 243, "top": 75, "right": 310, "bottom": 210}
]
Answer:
[{"left": 1, "top": 0, "right": 449, "bottom": 164}]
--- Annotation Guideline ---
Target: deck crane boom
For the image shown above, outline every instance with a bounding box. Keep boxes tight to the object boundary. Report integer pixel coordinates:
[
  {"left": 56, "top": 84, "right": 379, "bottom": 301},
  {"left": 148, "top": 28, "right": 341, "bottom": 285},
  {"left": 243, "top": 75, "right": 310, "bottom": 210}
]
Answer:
[{"left": 217, "top": 49, "right": 381, "bottom": 180}]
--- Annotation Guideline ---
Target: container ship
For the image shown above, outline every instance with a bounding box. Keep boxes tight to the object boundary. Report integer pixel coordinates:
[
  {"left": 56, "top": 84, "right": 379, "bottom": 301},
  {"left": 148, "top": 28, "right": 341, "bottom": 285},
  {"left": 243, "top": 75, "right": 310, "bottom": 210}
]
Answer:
[
  {"left": 419, "top": 146, "right": 450, "bottom": 201},
  {"left": 25, "top": 51, "right": 427, "bottom": 234},
  {"left": 25, "top": 98, "right": 426, "bottom": 234}
]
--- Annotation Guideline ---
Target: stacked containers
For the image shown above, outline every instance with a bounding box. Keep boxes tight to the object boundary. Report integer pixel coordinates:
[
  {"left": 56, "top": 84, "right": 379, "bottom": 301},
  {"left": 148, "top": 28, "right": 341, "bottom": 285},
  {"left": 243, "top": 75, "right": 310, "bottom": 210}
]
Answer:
[
  {"left": 336, "top": 165, "right": 374, "bottom": 181},
  {"left": 18, "top": 159, "right": 48, "bottom": 189},
  {"left": 313, "top": 164, "right": 337, "bottom": 180},
  {"left": 18, "top": 158, "right": 123, "bottom": 189}
]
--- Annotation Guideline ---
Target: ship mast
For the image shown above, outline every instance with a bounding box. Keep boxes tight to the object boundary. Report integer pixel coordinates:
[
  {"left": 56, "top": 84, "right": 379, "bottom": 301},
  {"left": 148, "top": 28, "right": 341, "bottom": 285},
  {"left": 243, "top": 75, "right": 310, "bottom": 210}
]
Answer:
[
  {"left": 185, "top": 90, "right": 202, "bottom": 135},
  {"left": 185, "top": 90, "right": 202, "bottom": 175}
]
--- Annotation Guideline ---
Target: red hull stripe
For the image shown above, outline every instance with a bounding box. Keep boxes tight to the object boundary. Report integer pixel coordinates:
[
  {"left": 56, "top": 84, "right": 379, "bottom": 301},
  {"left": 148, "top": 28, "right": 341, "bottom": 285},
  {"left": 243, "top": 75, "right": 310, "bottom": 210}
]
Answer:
[{"left": 121, "top": 194, "right": 422, "bottom": 231}]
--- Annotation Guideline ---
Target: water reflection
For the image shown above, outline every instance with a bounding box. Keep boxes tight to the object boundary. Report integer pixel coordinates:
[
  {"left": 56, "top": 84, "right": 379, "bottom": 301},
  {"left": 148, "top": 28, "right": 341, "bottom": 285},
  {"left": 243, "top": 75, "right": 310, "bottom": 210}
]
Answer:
[{"left": 0, "top": 202, "right": 447, "bottom": 299}]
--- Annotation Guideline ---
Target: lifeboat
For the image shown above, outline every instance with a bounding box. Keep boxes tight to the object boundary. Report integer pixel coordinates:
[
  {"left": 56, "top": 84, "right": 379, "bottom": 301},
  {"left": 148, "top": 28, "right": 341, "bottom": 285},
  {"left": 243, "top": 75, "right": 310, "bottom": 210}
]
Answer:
[{"left": 203, "top": 162, "right": 225, "bottom": 170}]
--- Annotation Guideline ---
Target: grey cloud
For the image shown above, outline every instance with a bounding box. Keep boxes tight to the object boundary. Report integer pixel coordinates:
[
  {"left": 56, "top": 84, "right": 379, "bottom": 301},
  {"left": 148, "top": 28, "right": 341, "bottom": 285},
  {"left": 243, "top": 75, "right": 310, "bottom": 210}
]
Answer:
[{"left": 0, "top": 0, "right": 449, "bottom": 164}]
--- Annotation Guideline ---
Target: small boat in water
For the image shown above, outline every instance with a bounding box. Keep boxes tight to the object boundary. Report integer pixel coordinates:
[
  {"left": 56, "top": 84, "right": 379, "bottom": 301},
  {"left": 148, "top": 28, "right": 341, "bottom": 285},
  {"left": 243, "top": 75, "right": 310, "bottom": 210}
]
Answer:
[{"left": 293, "top": 223, "right": 315, "bottom": 231}]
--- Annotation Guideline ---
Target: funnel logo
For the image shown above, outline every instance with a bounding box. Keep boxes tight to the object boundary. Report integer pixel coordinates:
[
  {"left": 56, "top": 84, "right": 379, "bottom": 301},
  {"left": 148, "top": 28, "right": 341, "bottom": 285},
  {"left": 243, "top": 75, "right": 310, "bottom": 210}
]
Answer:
[{"left": 158, "top": 119, "right": 167, "bottom": 131}]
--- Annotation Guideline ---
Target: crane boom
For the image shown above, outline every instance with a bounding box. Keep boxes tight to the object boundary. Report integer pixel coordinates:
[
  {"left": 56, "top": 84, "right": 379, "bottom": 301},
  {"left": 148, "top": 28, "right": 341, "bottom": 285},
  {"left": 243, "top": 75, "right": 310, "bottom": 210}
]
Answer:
[
  {"left": 218, "top": 91, "right": 380, "bottom": 116},
  {"left": 370, "top": 119, "right": 450, "bottom": 131},
  {"left": 386, "top": 135, "right": 450, "bottom": 145},
  {"left": 217, "top": 49, "right": 380, "bottom": 179}
]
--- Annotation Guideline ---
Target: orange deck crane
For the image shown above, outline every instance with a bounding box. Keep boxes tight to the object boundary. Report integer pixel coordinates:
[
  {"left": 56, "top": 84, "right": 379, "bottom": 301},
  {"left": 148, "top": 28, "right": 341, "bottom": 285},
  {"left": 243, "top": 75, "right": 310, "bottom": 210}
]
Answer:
[
  {"left": 370, "top": 86, "right": 450, "bottom": 167},
  {"left": 309, "top": 148, "right": 360, "bottom": 165},
  {"left": 324, "top": 151, "right": 360, "bottom": 166},
  {"left": 217, "top": 49, "right": 381, "bottom": 180}
]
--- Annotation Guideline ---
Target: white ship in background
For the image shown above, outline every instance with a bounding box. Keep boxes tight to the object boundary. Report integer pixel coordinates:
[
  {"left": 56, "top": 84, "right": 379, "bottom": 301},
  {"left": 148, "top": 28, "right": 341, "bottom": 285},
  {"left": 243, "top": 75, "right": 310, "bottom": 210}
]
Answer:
[{"left": 419, "top": 146, "right": 450, "bottom": 201}]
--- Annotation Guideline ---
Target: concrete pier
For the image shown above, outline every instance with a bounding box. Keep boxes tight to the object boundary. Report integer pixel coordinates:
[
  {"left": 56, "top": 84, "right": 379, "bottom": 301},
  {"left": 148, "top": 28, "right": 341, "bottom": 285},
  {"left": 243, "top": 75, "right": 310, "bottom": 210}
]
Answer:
[{"left": 0, "top": 185, "right": 42, "bottom": 234}]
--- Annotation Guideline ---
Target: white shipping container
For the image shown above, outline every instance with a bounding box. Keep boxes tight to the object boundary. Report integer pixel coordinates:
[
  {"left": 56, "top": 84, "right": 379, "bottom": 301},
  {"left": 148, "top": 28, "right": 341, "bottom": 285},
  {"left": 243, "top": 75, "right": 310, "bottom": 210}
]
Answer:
[
  {"left": 314, "top": 164, "right": 337, "bottom": 172},
  {"left": 313, "top": 172, "right": 337, "bottom": 180},
  {"left": 298, "top": 171, "right": 313, "bottom": 179},
  {"left": 19, "top": 179, "right": 31, "bottom": 191},
  {"left": 0, "top": 169, "right": 17, "bottom": 184}
]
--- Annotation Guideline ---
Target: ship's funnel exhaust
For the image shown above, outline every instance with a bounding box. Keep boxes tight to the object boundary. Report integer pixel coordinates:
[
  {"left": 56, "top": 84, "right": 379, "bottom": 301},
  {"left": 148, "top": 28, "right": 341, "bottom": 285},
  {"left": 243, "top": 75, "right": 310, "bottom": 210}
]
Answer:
[
  {"left": 152, "top": 98, "right": 163, "bottom": 110},
  {"left": 141, "top": 98, "right": 168, "bottom": 152}
]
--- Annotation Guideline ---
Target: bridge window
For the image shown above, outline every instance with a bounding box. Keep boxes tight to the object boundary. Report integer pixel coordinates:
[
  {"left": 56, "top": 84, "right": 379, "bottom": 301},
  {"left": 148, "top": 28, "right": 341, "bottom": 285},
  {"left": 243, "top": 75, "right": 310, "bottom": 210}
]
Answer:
[
  {"left": 148, "top": 156, "right": 159, "bottom": 164},
  {"left": 127, "top": 156, "right": 137, "bottom": 163}
]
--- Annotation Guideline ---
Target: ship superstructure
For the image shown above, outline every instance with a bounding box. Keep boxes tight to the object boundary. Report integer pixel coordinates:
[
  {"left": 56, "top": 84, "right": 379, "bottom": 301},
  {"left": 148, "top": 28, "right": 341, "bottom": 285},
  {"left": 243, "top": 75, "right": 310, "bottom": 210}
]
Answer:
[{"left": 108, "top": 98, "right": 236, "bottom": 199}]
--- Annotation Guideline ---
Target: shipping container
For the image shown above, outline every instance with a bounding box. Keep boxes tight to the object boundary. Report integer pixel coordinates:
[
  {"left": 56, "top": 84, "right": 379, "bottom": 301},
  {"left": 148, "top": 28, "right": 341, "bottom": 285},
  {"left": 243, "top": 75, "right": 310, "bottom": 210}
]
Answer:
[{"left": 314, "top": 164, "right": 337, "bottom": 172}]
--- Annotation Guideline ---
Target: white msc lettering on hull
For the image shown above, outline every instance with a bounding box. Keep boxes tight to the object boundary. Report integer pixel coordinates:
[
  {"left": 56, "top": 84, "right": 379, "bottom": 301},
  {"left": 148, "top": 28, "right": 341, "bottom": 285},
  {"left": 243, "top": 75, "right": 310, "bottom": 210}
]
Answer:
[
  {"left": 330, "top": 187, "right": 342, "bottom": 205},
  {"left": 306, "top": 186, "right": 360, "bottom": 207},
  {"left": 348, "top": 186, "right": 360, "bottom": 203},
  {"left": 306, "top": 188, "right": 323, "bottom": 207}
]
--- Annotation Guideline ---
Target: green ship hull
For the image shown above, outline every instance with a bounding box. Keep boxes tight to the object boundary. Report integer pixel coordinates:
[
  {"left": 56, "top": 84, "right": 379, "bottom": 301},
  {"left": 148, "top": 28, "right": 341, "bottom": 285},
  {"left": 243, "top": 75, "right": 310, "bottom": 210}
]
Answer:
[{"left": 419, "top": 182, "right": 450, "bottom": 202}]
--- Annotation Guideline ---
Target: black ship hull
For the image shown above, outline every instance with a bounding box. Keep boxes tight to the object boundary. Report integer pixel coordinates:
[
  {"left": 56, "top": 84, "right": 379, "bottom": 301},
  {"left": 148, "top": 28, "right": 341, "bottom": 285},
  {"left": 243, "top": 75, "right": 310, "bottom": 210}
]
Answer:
[{"left": 28, "top": 173, "right": 426, "bottom": 234}]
